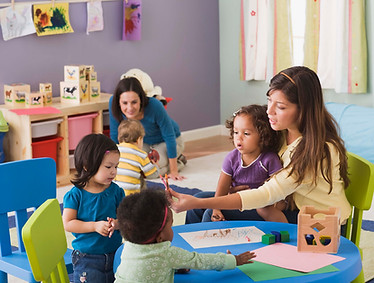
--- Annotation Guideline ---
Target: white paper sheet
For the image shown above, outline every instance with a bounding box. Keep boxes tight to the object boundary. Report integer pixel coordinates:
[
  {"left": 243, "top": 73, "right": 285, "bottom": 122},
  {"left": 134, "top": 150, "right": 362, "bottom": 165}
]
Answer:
[{"left": 179, "top": 226, "right": 265, "bottom": 249}]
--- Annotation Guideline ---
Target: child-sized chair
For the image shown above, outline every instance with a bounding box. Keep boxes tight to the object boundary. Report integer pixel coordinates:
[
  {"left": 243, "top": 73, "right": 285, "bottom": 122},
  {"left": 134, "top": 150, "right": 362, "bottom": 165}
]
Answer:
[
  {"left": 343, "top": 151, "right": 374, "bottom": 283},
  {"left": 22, "top": 199, "right": 69, "bottom": 283},
  {"left": 0, "top": 158, "right": 72, "bottom": 282}
]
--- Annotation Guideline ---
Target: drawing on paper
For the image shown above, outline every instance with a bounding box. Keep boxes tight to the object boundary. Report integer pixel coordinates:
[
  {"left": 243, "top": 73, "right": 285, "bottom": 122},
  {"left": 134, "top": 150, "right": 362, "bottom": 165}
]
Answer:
[
  {"left": 87, "top": 1, "right": 104, "bottom": 34},
  {"left": 33, "top": 3, "right": 73, "bottom": 36},
  {"left": 179, "top": 226, "right": 265, "bottom": 249},
  {"left": 0, "top": 4, "right": 36, "bottom": 41},
  {"left": 122, "top": 0, "right": 141, "bottom": 40}
]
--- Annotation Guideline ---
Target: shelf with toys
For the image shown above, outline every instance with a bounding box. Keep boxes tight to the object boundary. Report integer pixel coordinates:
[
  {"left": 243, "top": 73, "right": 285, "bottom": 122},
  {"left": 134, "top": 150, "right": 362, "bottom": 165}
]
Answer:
[{"left": 0, "top": 65, "right": 112, "bottom": 186}]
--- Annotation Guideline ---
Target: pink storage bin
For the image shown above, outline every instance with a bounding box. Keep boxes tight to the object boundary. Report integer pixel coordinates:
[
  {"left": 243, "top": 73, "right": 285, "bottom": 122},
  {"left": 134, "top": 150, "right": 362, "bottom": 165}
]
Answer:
[{"left": 68, "top": 112, "right": 98, "bottom": 150}]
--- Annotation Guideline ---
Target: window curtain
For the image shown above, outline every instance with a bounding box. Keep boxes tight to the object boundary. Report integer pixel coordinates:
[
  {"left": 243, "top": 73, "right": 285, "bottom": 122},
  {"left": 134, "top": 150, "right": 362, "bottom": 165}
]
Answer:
[
  {"left": 240, "top": 0, "right": 293, "bottom": 81},
  {"left": 304, "top": 0, "right": 367, "bottom": 93}
]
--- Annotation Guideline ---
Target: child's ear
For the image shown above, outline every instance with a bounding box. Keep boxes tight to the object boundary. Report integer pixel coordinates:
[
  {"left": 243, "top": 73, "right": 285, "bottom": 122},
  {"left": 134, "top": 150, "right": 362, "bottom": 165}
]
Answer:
[{"left": 156, "top": 231, "right": 165, "bottom": 243}]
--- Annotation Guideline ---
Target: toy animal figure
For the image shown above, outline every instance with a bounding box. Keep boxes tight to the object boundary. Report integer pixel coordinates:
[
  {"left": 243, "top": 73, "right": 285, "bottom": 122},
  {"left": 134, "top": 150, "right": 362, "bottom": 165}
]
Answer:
[
  {"left": 31, "top": 96, "right": 42, "bottom": 104},
  {"left": 66, "top": 69, "right": 76, "bottom": 80},
  {"left": 16, "top": 91, "right": 26, "bottom": 102},
  {"left": 63, "top": 86, "right": 77, "bottom": 98},
  {"left": 5, "top": 90, "right": 12, "bottom": 101}
]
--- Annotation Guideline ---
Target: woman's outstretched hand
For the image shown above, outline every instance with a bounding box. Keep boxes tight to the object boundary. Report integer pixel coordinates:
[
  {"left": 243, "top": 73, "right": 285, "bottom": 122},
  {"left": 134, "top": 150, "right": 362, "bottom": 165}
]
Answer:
[{"left": 166, "top": 188, "right": 197, "bottom": 213}]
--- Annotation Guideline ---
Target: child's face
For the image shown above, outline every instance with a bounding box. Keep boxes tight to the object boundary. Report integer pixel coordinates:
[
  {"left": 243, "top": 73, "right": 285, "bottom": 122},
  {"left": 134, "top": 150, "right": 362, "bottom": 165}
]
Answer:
[
  {"left": 233, "top": 114, "right": 261, "bottom": 157},
  {"left": 91, "top": 151, "right": 120, "bottom": 188},
  {"left": 136, "top": 136, "right": 144, "bottom": 149},
  {"left": 159, "top": 208, "right": 174, "bottom": 242}
]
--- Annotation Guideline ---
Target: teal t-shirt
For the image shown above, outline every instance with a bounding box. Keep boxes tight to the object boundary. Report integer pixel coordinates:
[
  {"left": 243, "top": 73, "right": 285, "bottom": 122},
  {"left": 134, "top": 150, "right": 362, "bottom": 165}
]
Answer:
[{"left": 63, "top": 182, "right": 125, "bottom": 254}]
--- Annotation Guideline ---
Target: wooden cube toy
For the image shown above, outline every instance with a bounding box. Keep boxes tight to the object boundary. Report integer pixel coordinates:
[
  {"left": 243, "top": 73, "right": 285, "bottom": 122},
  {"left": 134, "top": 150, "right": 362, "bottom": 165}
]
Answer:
[
  {"left": 25, "top": 92, "right": 43, "bottom": 108},
  {"left": 43, "top": 92, "right": 53, "bottom": 106},
  {"left": 89, "top": 82, "right": 101, "bottom": 102},
  {"left": 39, "top": 83, "right": 52, "bottom": 93},
  {"left": 297, "top": 206, "right": 340, "bottom": 253},
  {"left": 262, "top": 234, "right": 275, "bottom": 245},
  {"left": 60, "top": 81, "right": 89, "bottom": 104},
  {"left": 64, "top": 65, "right": 86, "bottom": 82},
  {"left": 4, "top": 83, "right": 30, "bottom": 107}
]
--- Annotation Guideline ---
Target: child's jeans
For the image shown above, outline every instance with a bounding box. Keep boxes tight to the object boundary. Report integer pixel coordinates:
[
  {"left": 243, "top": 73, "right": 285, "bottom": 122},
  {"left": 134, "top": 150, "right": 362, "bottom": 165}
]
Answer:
[{"left": 72, "top": 250, "right": 115, "bottom": 283}]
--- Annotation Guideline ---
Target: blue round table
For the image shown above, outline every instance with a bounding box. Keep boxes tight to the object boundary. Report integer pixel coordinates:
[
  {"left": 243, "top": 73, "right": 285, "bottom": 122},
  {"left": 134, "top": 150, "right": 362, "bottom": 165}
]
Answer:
[{"left": 114, "top": 221, "right": 362, "bottom": 282}]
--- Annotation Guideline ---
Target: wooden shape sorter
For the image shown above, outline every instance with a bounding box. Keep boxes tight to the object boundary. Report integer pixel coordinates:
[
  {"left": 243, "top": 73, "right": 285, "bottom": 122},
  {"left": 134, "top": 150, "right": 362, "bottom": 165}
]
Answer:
[{"left": 297, "top": 206, "right": 341, "bottom": 253}]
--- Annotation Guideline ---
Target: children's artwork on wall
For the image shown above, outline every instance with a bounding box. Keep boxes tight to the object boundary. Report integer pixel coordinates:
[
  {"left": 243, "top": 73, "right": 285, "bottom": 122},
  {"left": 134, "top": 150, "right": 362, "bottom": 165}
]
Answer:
[
  {"left": 33, "top": 3, "right": 74, "bottom": 36},
  {"left": 122, "top": 0, "right": 141, "bottom": 41},
  {"left": 0, "top": 4, "right": 36, "bottom": 41},
  {"left": 86, "top": 1, "right": 104, "bottom": 35}
]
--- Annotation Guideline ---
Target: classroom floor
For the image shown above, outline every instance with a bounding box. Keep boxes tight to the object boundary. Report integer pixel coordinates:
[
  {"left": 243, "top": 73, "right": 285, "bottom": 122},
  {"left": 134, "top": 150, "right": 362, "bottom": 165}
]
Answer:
[{"left": 183, "top": 135, "right": 234, "bottom": 160}]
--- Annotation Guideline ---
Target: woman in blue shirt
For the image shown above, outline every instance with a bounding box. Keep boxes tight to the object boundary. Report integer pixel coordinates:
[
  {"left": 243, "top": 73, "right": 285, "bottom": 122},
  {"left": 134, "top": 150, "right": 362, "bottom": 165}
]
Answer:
[{"left": 109, "top": 77, "right": 186, "bottom": 180}]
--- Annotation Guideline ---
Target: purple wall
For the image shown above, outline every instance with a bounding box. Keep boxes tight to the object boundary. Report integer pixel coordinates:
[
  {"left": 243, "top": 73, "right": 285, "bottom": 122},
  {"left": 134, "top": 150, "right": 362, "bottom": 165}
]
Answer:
[{"left": 0, "top": 0, "right": 220, "bottom": 131}]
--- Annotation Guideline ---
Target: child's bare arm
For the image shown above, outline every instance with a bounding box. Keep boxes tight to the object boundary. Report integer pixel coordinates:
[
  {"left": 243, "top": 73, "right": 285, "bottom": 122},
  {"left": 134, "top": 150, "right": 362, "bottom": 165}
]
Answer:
[
  {"left": 227, "top": 250, "right": 256, "bottom": 266},
  {"left": 63, "top": 208, "right": 111, "bottom": 237}
]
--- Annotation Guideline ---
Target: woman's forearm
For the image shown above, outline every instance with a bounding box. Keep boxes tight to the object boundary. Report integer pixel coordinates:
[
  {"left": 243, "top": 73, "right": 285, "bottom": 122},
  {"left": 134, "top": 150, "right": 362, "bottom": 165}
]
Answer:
[{"left": 197, "top": 193, "right": 242, "bottom": 210}]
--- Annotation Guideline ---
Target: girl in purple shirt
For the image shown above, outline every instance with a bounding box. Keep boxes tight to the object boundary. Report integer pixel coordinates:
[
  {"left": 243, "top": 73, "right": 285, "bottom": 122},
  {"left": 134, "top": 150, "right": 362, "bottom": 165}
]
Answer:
[{"left": 186, "top": 105, "right": 287, "bottom": 223}]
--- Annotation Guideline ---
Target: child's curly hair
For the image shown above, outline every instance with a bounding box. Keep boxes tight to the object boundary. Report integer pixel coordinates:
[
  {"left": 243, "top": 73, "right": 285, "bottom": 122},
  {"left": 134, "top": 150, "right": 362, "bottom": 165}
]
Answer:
[
  {"left": 117, "top": 189, "right": 169, "bottom": 244},
  {"left": 226, "top": 104, "right": 282, "bottom": 153}
]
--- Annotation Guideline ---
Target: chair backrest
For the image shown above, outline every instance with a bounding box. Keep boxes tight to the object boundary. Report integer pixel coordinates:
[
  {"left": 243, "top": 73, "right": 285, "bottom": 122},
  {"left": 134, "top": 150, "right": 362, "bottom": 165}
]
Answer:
[
  {"left": 343, "top": 152, "right": 374, "bottom": 246},
  {"left": 22, "top": 198, "right": 69, "bottom": 283},
  {"left": 0, "top": 158, "right": 56, "bottom": 257}
]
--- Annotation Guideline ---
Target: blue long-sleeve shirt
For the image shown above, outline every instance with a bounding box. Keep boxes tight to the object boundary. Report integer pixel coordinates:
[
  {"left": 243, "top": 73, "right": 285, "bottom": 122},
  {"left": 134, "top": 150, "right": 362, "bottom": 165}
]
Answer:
[{"left": 109, "top": 96, "right": 181, "bottom": 158}]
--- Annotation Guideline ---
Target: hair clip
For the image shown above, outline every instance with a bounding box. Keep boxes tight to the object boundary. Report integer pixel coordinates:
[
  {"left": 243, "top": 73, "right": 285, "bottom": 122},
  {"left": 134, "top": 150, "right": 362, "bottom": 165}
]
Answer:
[{"left": 233, "top": 109, "right": 240, "bottom": 117}]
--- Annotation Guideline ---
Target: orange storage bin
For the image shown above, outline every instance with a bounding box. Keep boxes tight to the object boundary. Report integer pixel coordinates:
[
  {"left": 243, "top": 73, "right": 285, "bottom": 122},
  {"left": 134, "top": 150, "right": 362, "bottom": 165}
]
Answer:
[
  {"left": 68, "top": 112, "right": 98, "bottom": 150},
  {"left": 32, "top": 136, "right": 63, "bottom": 162}
]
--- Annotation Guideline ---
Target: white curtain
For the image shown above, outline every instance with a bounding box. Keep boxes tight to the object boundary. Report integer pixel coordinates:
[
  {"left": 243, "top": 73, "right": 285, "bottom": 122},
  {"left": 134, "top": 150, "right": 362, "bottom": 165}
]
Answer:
[{"left": 240, "top": 0, "right": 293, "bottom": 82}]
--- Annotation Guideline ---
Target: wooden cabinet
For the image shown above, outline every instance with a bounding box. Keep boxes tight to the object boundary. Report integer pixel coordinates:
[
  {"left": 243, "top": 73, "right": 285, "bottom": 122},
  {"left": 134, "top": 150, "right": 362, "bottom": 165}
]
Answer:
[{"left": 0, "top": 93, "right": 112, "bottom": 186}]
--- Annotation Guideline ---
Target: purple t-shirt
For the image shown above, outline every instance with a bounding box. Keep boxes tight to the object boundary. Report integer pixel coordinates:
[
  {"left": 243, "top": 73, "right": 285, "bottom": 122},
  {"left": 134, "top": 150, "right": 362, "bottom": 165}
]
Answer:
[{"left": 222, "top": 149, "right": 282, "bottom": 189}]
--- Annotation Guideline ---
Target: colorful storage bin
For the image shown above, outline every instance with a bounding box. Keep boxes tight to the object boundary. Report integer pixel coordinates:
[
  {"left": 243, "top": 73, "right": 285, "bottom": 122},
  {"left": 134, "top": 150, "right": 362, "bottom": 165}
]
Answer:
[
  {"left": 68, "top": 112, "right": 98, "bottom": 150},
  {"left": 31, "top": 118, "right": 63, "bottom": 139},
  {"left": 31, "top": 136, "right": 63, "bottom": 163}
]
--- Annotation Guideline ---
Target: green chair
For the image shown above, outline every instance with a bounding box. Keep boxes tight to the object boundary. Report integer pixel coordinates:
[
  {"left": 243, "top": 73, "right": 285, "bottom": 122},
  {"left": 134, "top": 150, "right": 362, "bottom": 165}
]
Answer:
[
  {"left": 22, "top": 199, "right": 69, "bottom": 283},
  {"left": 343, "top": 152, "right": 374, "bottom": 283}
]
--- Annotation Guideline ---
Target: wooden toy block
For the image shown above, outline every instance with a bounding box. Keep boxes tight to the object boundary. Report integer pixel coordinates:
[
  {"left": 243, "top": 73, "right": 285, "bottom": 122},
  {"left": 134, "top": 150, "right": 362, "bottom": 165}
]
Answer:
[
  {"left": 64, "top": 65, "right": 86, "bottom": 82},
  {"left": 4, "top": 83, "right": 30, "bottom": 107},
  {"left": 280, "top": 231, "right": 290, "bottom": 242},
  {"left": 60, "top": 81, "right": 89, "bottom": 104},
  {"left": 25, "top": 92, "right": 43, "bottom": 108},
  {"left": 88, "top": 71, "right": 97, "bottom": 82},
  {"left": 43, "top": 92, "right": 53, "bottom": 106},
  {"left": 271, "top": 231, "right": 281, "bottom": 242},
  {"left": 89, "top": 82, "right": 101, "bottom": 102},
  {"left": 39, "top": 83, "right": 52, "bottom": 93},
  {"left": 262, "top": 234, "right": 275, "bottom": 245},
  {"left": 297, "top": 206, "right": 340, "bottom": 253}
]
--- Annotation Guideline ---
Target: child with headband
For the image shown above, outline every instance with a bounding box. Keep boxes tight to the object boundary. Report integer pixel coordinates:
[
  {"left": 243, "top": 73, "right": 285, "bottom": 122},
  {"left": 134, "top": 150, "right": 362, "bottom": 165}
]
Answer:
[{"left": 114, "top": 189, "right": 256, "bottom": 282}]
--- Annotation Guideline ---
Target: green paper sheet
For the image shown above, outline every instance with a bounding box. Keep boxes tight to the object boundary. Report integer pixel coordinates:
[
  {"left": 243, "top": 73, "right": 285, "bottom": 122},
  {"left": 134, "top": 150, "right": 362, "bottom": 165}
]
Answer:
[{"left": 238, "top": 261, "right": 339, "bottom": 281}]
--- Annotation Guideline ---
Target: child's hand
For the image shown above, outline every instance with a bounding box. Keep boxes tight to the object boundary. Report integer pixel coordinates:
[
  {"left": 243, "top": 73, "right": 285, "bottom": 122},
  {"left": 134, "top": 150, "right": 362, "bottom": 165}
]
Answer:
[
  {"left": 107, "top": 217, "right": 119, "bottom": 238},
  {"left": 227, "top": 250, "right": 256, "bottom": 266},
  {"left": 229, "top": 185, "right": 250, "bottom": 194},
  {"left": 211, "top": 209, "right": 225, "bottom": 222},
  {"left": 94, "top": 220, "right": 112, "bottom": 237}
]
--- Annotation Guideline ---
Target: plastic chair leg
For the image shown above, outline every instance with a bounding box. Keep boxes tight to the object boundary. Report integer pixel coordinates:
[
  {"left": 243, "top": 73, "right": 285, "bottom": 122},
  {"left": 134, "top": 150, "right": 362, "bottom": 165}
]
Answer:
[
  {"left": 352, "top": 269, "right": 365, "bottom": 283},
  {"left": 0, "top": 271, "right": 7, "bottom": 283}
]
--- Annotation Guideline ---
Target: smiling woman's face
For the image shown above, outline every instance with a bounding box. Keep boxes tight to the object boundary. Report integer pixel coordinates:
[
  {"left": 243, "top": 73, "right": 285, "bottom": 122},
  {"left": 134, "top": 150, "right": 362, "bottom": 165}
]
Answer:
[{"left": 119, "top": 91, "right": 142, "bottom": 120}]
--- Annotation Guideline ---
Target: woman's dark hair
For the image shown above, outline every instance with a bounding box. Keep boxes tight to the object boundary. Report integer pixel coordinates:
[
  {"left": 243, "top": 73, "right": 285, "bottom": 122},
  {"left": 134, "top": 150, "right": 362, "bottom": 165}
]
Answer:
[
  {"left": 266, "top": 66, "right": 349, "bottom": 191},
  {"left": 117, "top": 189, "right": 169, "bottom": 244},
  {"left": 71, "top": 133, "right": 120, "bottom": 189},
  {"left": 226, "top": 104, "right": 282, "bottom": 153},
  {"left": 111, "top": 77, "right": 149, "bottom": 122}
]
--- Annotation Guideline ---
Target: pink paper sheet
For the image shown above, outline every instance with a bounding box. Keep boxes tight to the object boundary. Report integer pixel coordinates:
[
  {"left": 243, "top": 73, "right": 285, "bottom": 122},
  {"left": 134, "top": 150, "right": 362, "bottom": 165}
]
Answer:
[
  {"left": 252, "top": 243, "right": 345, "bottom": 273},
  {"left": 10, "top": 107, "right": 61, "bottom": 115}
]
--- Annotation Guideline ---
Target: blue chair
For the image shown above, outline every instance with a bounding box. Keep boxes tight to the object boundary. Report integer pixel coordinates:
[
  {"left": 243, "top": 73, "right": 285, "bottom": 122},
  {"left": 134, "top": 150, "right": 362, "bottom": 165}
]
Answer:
[{"left": 0, "top": 158, "right": 72, "bottom": 282}]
